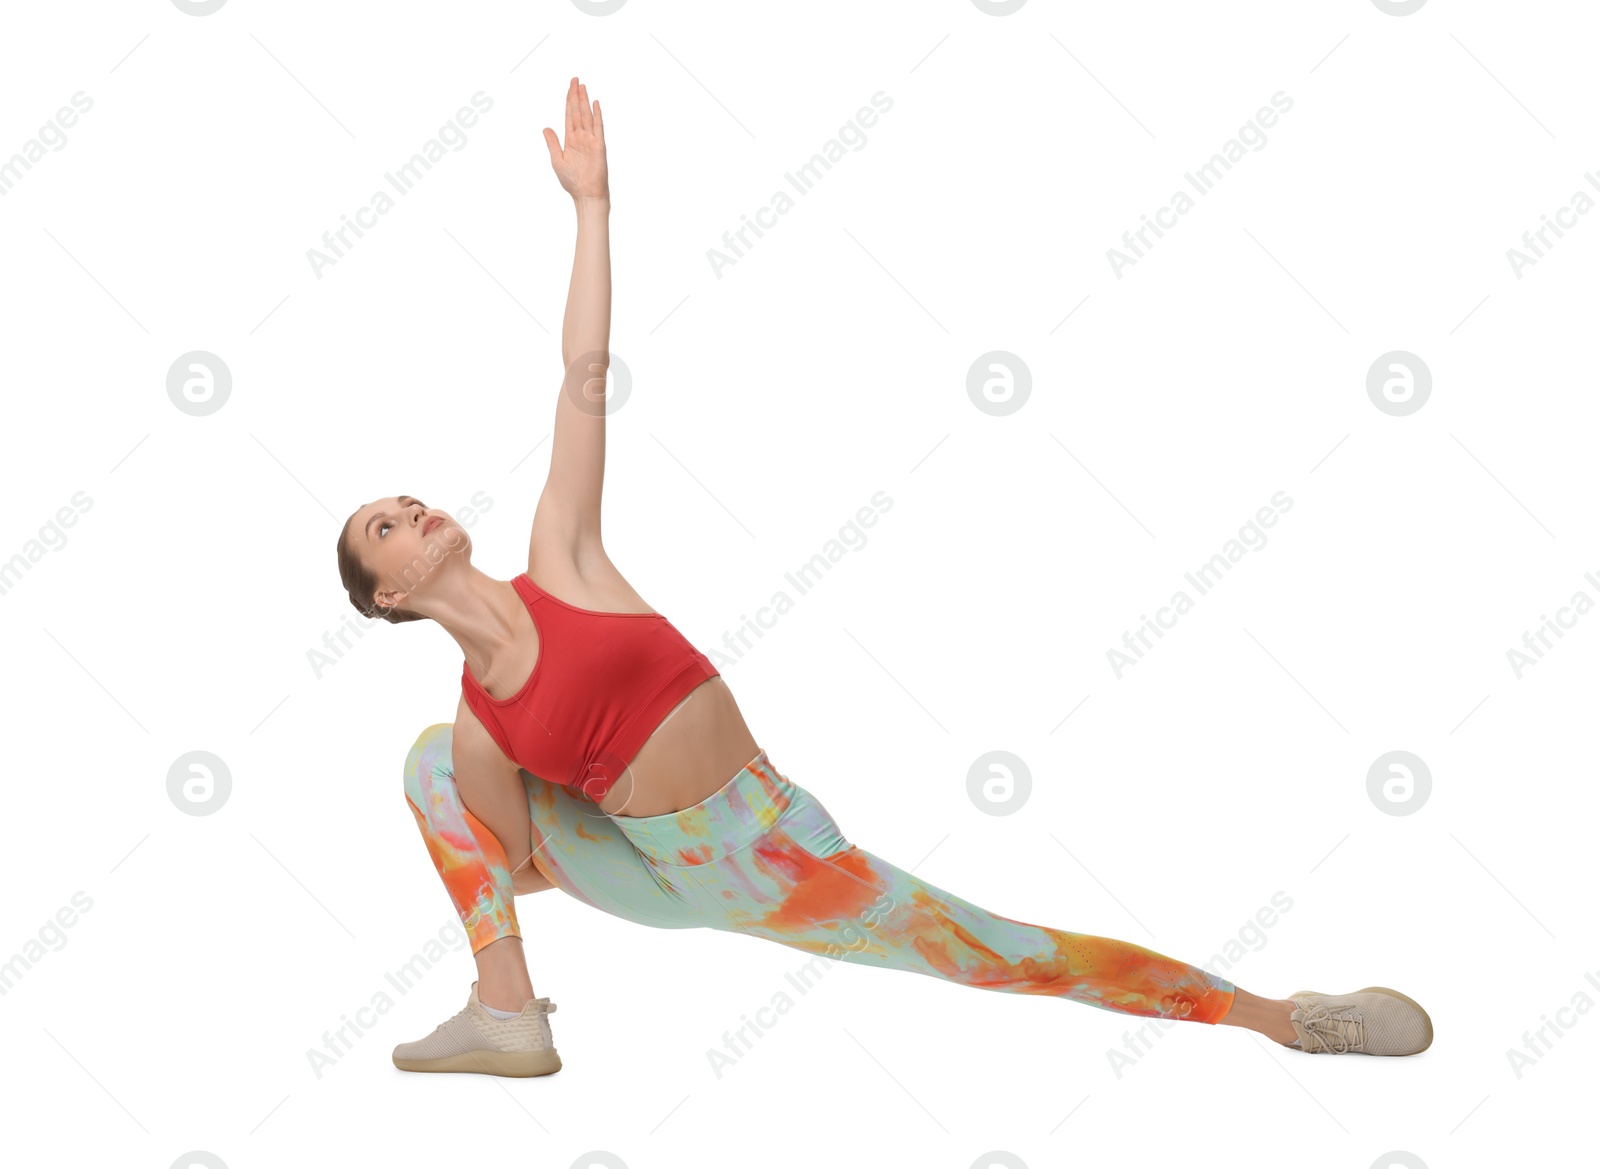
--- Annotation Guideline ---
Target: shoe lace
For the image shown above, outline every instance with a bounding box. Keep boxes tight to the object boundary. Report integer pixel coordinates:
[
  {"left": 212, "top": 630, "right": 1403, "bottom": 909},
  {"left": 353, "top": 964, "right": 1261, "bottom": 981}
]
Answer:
[
  {"left": 437, "top": 1002, "right": 477, "bottom": 1035},
  {"left": 1297, "top": 1004, "right": 1365, "bottom": 1053}
]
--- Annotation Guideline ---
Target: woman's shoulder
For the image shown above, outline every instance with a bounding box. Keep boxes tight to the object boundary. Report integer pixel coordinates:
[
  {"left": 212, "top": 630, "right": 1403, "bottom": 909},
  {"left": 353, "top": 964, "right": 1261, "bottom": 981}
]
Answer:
[{"left": 526, "top": 550, "right": 655, "bottom": 615}]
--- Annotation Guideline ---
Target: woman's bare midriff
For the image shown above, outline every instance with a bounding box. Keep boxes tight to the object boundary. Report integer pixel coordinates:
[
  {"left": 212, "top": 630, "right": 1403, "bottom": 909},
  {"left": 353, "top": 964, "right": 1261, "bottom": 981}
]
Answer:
[{"left": 597, "top": 675, "right": 760, "bottom": 818}]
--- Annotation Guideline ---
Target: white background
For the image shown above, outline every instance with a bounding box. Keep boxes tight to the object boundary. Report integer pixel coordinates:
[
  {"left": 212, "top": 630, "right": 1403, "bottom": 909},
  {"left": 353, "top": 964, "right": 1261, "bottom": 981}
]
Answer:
[{"left": 1, "top": 1, "right": 1593, "bottom": 1166}]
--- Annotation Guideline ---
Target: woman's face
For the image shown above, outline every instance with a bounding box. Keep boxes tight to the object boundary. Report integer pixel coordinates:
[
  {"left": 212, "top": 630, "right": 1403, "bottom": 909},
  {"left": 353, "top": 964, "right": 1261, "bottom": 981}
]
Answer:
[{"left": 347, "top": 495, "right": 467, "bottom": 612}]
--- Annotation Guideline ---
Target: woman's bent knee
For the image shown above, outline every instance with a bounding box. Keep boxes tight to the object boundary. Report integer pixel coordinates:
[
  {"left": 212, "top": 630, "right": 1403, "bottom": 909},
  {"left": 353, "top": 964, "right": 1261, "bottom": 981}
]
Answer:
[
  {"left": 411, "top": 722, "right": 453, "bottom": 752},
  {"left": 403, "top": 723, "right": 455, "bottom": 805}
]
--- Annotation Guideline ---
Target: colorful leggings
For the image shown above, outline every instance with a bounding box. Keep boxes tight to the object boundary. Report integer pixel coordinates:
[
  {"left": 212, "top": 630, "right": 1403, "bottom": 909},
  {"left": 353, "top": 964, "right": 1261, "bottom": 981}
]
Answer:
[{"left": 403, "top": 724, "right": 1236, "bottom": 1024}]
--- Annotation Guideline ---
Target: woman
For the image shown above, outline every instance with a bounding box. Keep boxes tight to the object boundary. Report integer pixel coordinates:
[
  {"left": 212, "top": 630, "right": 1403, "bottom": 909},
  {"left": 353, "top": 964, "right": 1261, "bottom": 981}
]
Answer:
[{"left": 335, "top": 77, "right": 1432, "bottom": 1078}]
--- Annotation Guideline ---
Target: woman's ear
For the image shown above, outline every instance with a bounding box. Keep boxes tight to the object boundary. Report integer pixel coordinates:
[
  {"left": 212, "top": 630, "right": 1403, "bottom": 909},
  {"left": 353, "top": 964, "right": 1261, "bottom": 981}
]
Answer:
[{"left": 374, "top": 585, "right": 407, "bottom": 613}]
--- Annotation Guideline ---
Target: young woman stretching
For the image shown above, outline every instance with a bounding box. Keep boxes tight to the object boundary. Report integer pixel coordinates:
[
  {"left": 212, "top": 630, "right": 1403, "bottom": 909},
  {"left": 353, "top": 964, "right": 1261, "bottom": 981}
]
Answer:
[{"left": 335, "top": 77, "right": 1433, "bottom": 1078}]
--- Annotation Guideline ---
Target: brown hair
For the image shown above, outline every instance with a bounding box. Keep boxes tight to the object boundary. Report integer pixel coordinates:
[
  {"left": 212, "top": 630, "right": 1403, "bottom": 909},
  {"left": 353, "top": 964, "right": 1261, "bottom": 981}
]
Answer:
[{"left": 336, "top": 503, "right": 427, "bottom": 624}]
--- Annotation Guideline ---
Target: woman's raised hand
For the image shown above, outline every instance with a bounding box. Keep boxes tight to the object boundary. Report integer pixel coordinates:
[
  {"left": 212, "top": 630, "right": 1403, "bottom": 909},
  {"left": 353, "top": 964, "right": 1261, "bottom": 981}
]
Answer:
[{"left": 543, "top": 77, "right": 608, "bottom": 201}]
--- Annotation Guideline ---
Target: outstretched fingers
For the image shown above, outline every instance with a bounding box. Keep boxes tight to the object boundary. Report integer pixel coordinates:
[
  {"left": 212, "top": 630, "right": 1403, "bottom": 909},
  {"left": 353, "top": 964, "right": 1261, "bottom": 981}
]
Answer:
[
  {"left": 544, "top": 77, "right": 606, "bottom": 195},
  {"left": 577, "top": 80, "right": 594, "bottom": 137}
]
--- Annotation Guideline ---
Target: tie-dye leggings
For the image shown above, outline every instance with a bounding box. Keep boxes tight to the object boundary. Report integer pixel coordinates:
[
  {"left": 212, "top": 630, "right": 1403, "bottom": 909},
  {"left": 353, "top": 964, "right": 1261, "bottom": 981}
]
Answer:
[{"left": 403, "top": 723, "right": 1236, "bottom": 1024}]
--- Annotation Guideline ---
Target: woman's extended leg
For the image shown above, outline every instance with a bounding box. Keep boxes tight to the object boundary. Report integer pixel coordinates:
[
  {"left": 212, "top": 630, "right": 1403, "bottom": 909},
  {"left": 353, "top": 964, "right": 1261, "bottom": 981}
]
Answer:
[
  {"left": 678, "top": 761, "right": 1426, "bottom": 1053},
  {"left": 612, "top": 750, "right": 1280, "bottom": 1032}
]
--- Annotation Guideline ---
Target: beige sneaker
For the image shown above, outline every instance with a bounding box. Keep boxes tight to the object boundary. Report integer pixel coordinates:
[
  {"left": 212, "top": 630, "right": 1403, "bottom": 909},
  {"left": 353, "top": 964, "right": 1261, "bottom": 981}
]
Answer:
[
  {"left": 1285, "top": 986, "right": 1433, "bottom": 1055},
  {"left": 392, "top": 981, "right": 562, "bottom": 1077}
]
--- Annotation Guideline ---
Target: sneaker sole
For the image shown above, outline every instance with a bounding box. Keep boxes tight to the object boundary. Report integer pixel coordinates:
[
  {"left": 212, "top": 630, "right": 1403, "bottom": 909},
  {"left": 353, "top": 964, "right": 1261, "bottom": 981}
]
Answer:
[
  {"left": 1291, "top": 986, "right": 1433, "bottom": 1055},
  {"left": 392, "top": 1047, "right": 562, "bottom": 1077}
]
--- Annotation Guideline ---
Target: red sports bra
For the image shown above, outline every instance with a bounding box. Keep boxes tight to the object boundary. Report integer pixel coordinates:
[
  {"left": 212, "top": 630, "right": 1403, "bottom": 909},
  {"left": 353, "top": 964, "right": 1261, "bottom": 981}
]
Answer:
[{"left": 460, "top": 573, "right": 719, "bottom": 803}]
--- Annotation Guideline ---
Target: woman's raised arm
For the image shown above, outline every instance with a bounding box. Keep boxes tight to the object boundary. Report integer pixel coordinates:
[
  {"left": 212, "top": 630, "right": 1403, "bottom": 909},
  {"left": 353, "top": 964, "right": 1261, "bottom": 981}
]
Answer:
[{"left": 532, "top": 77, "right": 611, "bottom": 576}]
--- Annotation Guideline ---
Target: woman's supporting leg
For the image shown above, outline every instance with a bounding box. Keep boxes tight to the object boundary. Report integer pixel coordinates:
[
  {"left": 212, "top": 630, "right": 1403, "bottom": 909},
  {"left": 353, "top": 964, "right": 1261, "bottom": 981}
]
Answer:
[
  {"left": 403, "top": 724, "right": 531, "bottom": 1010},
  {"left": 402, "top": 723, "right": 711, "bottom": 1008}
]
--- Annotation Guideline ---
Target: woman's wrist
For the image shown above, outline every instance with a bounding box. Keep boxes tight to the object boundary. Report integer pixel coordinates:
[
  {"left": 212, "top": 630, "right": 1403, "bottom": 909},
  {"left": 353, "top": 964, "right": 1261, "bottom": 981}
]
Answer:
[{"left": 575, "top": 193, "right": 611, "bottom": 213}]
